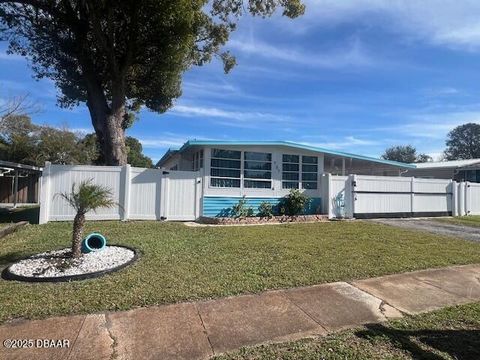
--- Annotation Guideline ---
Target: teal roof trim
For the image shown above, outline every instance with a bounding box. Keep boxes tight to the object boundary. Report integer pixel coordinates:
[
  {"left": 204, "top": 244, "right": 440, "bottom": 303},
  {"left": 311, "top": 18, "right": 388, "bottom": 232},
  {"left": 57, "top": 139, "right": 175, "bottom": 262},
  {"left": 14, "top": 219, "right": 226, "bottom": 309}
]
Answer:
[{"left": 174, "top": 140, "right": 416, "bottom": 169}]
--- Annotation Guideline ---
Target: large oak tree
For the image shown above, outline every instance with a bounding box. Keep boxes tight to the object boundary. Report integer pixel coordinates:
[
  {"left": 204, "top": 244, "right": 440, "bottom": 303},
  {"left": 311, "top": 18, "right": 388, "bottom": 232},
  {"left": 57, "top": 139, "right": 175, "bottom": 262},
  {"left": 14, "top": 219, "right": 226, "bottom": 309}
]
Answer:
[
  {"left": 0, "top": 0, "right": 305, "bottom": 165},
  {"left": 381, "top": 145, "right": 432, "bottom": 163},
  {"left": 444, "top": 123, "right": 480, "bottom": 160}
]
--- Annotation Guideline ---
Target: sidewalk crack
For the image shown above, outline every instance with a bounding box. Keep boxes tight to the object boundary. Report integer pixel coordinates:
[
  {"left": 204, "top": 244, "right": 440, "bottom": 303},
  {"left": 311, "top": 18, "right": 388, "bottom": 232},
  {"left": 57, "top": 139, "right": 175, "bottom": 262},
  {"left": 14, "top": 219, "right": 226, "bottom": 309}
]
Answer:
[
  {"left": 279, "top": 292, "right": 328, "bottom": 334},
  {"left": 414, "top": 276, "right": 471, "bottom": 300},
  {"left": 65, "top": 315, "right": 87, "bottom": 360},
  {"left": 195, "top": 304, "right": 215, "bottom": 357},
  {"left": 104, "top": 313, "right": 119, "bottom": 360}
]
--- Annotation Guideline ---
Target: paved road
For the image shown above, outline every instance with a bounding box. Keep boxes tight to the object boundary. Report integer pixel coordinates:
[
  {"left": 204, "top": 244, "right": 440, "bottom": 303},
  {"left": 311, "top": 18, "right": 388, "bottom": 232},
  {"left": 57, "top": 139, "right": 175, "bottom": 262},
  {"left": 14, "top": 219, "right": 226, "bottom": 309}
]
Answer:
[{"left": 371, "top": 218, "right": 480, "bottom": 242}]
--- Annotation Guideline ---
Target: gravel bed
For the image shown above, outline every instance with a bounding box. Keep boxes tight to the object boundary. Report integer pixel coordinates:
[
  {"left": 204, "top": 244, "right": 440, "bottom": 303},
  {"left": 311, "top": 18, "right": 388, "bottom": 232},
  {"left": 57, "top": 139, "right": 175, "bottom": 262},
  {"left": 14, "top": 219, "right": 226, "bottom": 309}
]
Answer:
[{"left": 8, "top": 246, "right": 135, "bottom": 278}]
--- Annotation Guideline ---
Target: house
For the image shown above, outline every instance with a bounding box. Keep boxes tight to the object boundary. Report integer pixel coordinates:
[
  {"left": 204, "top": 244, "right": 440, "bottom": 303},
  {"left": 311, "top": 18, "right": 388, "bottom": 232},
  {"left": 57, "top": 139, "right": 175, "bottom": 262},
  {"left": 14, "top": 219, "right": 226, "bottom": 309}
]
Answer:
[
  {"left": 405, "top": 159, "right": 480, "bottom": 182},
  {"left": 156, "top": 140, "right": 415, "bottom": 217}
]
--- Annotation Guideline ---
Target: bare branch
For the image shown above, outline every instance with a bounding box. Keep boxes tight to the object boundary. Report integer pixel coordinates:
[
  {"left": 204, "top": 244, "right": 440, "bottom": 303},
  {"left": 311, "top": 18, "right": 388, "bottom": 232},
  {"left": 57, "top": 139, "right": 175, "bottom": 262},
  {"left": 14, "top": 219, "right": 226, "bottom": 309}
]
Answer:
[{"left": 0, "top": 93, "right": 42, "bottom": 121}]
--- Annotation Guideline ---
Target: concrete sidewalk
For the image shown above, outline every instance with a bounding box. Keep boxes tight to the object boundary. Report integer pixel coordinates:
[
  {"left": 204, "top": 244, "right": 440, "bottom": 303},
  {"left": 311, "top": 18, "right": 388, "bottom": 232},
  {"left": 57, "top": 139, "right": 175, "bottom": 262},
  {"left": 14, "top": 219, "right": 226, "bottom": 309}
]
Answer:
[{"left": 1, "top": 264, "right": 479, "bottom": 360}]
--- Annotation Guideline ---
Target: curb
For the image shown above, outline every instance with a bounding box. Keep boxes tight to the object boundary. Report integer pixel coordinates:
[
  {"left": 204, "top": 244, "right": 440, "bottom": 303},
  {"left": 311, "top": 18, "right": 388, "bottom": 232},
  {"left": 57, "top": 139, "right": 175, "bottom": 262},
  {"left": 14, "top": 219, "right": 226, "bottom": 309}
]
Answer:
[{"left": 1, "top": 245, "right": 139, "bottom": 283}]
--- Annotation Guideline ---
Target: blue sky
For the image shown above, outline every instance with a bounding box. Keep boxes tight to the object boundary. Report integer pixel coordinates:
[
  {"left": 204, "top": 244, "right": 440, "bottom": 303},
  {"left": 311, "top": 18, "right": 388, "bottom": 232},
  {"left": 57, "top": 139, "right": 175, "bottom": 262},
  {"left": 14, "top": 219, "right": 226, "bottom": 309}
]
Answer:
[{"left": 2, "top": 0, "right": 480, "bottom": 162}]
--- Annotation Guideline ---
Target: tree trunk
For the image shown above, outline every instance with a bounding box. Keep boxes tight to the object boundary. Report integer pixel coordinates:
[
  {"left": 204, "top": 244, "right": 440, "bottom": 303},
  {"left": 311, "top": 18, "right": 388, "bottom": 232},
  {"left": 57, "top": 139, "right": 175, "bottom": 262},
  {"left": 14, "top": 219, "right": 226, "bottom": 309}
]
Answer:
[
  {"left": 72, "top": 212, "right": 86, "bottom": 258},
  {"left": 104, "top": 107, "right": 127, "bottom": 166},
  {"left": 84, "top": 70, "right": 128, "bottom": 166}
]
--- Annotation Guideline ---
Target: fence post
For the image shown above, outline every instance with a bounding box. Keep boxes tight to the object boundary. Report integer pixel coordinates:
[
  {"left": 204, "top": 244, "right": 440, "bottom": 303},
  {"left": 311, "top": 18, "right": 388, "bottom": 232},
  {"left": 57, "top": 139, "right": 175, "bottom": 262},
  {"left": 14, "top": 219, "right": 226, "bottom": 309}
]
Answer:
[
  {"left": 410, "top": 177, "right": 415, "bottom": 215},
  {"left": 325, "top": 173, "right": 333, "bottom": 219},
  {"left": 345, "top": 174, "right": 356, "bottom": 219},
  {"left": 465, "top": 182, "right": 471, "bottom": 216},
  {"left": 121, "top": 164, "right": 131, "bottom": 221},
  {"left": 451, "top": 181, "right": 458, "bottom": 217},
  {"left": 458, "top": 182, "right": 466, "bottom": 216},
  {"left": 38, "top": 162, "right": 51, "bottom": 224}
]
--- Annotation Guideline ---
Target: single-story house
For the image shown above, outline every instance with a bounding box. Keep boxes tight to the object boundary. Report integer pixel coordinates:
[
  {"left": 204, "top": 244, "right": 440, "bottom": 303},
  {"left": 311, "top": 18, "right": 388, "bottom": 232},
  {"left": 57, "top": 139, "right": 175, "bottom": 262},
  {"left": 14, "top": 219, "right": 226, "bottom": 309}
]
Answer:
[
  {"left": 405, "top": 159, "right": 480, "bottom": 182},
  {"left": 156, "top": 140, "right": 416, "bottom": 216}
]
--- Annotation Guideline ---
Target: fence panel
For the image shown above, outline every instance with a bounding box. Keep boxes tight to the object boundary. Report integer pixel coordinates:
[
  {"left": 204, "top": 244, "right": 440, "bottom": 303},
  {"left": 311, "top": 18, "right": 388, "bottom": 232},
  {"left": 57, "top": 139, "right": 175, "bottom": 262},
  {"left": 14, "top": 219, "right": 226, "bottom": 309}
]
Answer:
[
  {"left": 163, "top": 170, "right": 201, "bottom": 221},
  {"left": 329, "top": 174, "right": 455, "bottom": 219},
  {"left": 129, "top": 167, "right": 163, "bottom": 220},
  {"left": 46, "top": 165, "right": 123, "bottom": 221},
  {"left": 39, "top": 164, "right": 201, "bottom": 223},
  {"left": 467, "top": 183, "right": 480, "bottom": 215}
]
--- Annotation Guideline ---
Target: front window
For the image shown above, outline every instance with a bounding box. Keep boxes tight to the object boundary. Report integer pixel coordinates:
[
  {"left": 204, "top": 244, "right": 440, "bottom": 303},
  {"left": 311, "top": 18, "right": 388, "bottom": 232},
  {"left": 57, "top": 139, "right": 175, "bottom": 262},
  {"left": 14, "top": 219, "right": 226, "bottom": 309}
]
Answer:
[
  {"left": 282, "top": 154, "right": 299, "bottom": 189},
  {"left": 302, "top": 156, "right": 318, "bottom": 189},
  {"left": 243, "top": 152, "right": 272, "bottom": 188},
  {"left": 210, "top": 148, "right": 241, "bottom": 187},
  {"left": 282, "top": 154, "right": 318, "bottom": 189}
]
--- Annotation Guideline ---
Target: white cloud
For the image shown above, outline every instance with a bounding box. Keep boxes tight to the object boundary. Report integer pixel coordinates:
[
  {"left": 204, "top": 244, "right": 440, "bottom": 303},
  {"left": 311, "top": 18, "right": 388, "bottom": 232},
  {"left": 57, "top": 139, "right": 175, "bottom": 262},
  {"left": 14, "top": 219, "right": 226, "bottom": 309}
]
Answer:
[
  {"left": 228, "top": 37, "right": 374, "bottom": 68},
  {"left": 299, "top": 0, "right": 480, "bottom": 50},
  {"left": 370, "top": 110, "right": 480, "bottom": 139},
  {"left": 297, "top": 136, "right": 381, "bottom": 150},
  {"left": 138, "top": 133, "right": 215, "bottom": 149},
  {"left": 169, "top": 104, "right": 291, "bottom": 128},
  {"left": 422, "top": 87, "right": 461, "bottom": 98}
]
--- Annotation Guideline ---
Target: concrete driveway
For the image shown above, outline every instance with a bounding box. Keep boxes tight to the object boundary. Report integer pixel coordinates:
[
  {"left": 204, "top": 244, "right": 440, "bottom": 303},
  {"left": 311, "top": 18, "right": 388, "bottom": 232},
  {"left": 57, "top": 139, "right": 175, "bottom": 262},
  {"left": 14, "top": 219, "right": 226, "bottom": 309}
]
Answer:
[{"left": 371, "top": 218, "right": 480, "bottom": 242}]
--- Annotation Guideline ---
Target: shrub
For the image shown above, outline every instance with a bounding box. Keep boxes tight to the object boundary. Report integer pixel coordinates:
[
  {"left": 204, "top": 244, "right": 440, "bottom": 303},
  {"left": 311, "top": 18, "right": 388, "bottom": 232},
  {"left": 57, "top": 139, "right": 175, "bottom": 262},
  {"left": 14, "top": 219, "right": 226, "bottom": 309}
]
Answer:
[
  {"left": 231, "top": 196, "right": 254, "bottom": 218},
  {"left": 281, "top": 189, "right": 310, "bottom": 215},
  {"left": 258, "top": 201, "right": 274, "bottom": 218}
]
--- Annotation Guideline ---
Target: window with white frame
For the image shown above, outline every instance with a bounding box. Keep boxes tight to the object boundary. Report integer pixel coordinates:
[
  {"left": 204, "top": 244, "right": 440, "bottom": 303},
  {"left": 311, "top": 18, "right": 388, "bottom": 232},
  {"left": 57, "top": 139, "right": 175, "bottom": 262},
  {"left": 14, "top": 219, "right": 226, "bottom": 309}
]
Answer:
[
  {"left": 302, "top": 156, "right": 318, "bottom": 189},
  {"left": 282, "top": 154, "right": 299, "bottom": 189},
  {"left": 243, "top": 151, "right": 272, "bottom": 188},
  {"left": 210, "top": 149, "right": 241, "bottom": 187}
]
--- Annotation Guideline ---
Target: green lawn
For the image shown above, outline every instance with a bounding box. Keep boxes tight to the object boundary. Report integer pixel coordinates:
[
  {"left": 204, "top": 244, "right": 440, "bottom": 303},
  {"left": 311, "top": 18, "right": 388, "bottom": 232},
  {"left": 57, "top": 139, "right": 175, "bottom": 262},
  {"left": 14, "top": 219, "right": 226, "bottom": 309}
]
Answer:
[
  {"left": 436, "top": 215, "right": 480, "bottom": 228},
  {"left": 215, "top": 302, "right": 480, "bottom": 360},
  {"left": 1, "top": 221, "right": 480, "bottom": 323}
]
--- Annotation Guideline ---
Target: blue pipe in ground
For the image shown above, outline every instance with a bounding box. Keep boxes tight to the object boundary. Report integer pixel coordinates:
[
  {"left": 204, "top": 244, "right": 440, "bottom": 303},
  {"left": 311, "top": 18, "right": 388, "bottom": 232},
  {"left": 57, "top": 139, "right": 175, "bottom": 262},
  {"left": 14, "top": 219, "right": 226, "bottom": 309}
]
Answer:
[{"left": 81, "top": 233, "right": 107, "bottom": 253}]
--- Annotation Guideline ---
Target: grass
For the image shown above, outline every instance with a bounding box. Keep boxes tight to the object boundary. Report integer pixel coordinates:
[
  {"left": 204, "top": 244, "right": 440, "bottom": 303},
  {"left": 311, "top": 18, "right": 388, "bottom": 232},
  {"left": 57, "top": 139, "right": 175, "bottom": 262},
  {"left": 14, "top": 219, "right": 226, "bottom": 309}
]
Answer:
[
  {"left": 1, "top": 221, "right": 480, "bottom": 323},
  {"left": 436, "top": 216, "right": 480, "bottom": 228},
  {"left": 215, "top": 302, "right": 480, "bottom": 360}
]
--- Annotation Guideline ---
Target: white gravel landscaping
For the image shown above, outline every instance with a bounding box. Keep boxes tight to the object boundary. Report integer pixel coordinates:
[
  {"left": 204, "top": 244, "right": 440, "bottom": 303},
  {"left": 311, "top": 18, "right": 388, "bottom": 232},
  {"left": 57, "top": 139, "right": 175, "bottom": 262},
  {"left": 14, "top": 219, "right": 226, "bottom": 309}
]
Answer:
[{"left": 8, "top": 246, "right": 135, "bottom": 278}]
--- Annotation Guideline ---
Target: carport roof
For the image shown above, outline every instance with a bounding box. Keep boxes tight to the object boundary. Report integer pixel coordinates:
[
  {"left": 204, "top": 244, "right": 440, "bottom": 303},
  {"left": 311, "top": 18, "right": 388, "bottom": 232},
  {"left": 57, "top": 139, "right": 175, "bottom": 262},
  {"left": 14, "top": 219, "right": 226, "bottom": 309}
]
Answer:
[
  {"left": 414, "top": 158, "right": 480, "bottom": 169},
  {"left": 157, "top": 140, "right": 416, "bottom": 169}
]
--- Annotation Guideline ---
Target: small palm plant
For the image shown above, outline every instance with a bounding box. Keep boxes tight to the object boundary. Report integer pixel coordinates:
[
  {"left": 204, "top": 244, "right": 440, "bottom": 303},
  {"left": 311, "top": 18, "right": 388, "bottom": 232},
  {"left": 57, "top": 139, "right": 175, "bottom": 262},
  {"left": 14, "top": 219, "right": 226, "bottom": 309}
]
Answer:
[{"left": 59, "top": 180, "right": 116, "bottom": 258}]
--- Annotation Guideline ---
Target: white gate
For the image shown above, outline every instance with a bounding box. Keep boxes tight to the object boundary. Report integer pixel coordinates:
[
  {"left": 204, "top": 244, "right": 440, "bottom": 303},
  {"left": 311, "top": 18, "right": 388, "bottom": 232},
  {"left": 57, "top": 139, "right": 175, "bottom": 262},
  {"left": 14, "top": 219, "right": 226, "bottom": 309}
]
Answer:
[
  {"left": 466, "top": 182, "right": 480, "bottom": 215},
  {"left": 161, "top": 170, "right": 202, "bottom": 221},
  {"left": 129, "top": 167, "right": 163, "bottom": 220},
  {"left": 327, "top": 174, "right": 454, "bottom": 219}
]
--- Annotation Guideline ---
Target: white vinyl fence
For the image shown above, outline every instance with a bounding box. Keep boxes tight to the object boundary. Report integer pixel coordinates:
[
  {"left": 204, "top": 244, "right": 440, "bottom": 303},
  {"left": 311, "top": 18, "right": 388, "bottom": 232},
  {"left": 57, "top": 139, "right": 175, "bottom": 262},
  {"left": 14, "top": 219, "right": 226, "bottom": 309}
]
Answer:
[
  {"left": 39, "top": 163, "right": 202, "bottom": 224},
  {"left": 327, "top": 174, "right": 479, "bottom": 219}
]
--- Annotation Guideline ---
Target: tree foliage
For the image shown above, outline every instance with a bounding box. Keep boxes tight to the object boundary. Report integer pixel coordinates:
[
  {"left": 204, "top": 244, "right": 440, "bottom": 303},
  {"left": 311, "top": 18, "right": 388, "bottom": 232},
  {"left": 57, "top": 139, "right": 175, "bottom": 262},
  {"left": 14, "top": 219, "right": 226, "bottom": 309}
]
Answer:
[
  {"left": 444, "top": 123, "right": 480, "bottom": 160},
  {"left": 0, "top": 0, "right": 305, "bottom": 165},
  {"left": 381, "top": 145, "right": 433, "bottom": 163},
  {"left": 125, "top": 137, "right": 152, "bottom": 168},
  {"left": 0, "top": 115, "right": 152, "bottom": 166}
]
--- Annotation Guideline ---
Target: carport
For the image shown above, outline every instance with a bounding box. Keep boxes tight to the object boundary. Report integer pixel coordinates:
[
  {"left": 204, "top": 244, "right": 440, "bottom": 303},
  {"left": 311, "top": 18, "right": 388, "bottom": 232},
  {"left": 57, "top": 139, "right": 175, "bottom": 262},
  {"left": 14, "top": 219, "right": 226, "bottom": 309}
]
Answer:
[{"left": 0, "top": 160, "right": 42, "bottom": 208}]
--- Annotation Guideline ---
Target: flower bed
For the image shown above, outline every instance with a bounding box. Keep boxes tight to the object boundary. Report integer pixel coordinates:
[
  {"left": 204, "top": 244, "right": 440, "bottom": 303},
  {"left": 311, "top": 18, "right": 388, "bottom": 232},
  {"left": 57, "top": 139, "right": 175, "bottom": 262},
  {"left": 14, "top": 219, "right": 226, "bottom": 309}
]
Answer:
[{"left": 198, "top": 214, "right": 328, "bottom": 225}]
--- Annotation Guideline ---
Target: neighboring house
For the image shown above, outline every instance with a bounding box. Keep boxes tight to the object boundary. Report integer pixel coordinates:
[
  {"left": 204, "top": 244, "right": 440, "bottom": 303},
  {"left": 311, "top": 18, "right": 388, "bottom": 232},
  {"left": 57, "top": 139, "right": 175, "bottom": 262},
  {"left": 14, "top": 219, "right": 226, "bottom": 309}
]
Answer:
[
  {"left": 405, "top": 159, "right": 480, "bottom": 182},
  {"left": 156, "top": 140, "right": 415, "bottom": 216}
]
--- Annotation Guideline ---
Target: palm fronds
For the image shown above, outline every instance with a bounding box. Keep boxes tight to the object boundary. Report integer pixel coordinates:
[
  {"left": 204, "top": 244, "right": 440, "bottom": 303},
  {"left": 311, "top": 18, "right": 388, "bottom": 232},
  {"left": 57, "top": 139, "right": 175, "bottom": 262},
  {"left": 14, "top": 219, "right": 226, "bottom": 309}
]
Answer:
[{"left": 58, "top": 179, "right": 116, "bottom": 215}]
